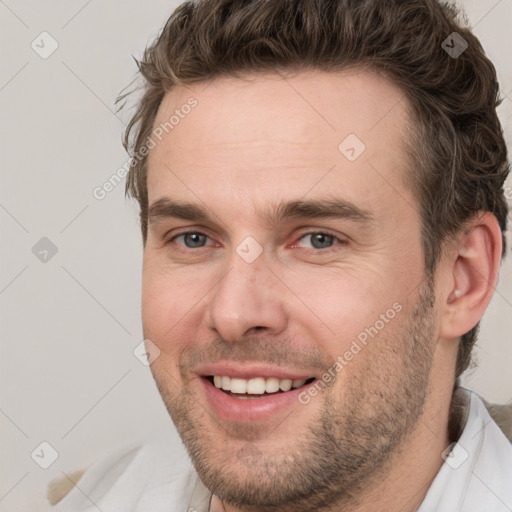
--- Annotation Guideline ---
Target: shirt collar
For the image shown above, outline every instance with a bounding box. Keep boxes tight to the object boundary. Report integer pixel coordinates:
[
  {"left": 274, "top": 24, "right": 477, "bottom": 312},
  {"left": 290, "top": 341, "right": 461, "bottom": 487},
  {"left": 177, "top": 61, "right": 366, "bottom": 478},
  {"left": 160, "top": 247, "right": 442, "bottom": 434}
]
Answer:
[
  {"left": 417, "top": 387, "right": 512, "bottom": 511},
  {"left": 187, "top": 475, "right": 211, "bottom": 512}
]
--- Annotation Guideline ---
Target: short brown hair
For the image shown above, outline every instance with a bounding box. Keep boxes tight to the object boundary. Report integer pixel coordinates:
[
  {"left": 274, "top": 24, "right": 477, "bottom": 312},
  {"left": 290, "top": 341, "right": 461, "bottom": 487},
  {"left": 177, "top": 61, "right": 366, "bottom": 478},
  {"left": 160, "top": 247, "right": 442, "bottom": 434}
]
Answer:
[{"left": 117, "top": 0, "right": 510, "bottom": 385}]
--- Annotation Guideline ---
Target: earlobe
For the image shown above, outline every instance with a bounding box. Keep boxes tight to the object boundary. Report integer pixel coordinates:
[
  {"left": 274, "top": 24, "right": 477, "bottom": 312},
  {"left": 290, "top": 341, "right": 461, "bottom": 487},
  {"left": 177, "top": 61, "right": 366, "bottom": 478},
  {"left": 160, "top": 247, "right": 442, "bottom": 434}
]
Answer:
[{"left": 439, "top": 212, "right": 502, "bottom": 339}]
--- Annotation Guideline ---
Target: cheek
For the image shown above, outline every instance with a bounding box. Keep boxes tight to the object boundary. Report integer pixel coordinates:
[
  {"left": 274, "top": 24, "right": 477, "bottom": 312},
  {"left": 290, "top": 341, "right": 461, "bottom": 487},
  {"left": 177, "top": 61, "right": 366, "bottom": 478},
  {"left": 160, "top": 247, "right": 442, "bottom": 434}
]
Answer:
[
  {"left": 293, "top": 269, "right": 404, "bottom": 351},
  {"left": 141, "top": 264, "right": 204, "bottom": 356}
]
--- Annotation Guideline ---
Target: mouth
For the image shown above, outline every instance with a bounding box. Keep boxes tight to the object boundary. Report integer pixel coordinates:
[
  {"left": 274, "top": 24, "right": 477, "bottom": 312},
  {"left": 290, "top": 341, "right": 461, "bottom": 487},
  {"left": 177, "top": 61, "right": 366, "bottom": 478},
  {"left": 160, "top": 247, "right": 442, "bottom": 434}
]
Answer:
[
  {"left": 206, "top": 375, "right": 316, "bottom": 399},
  {"left": 194, "top": 363, "right": 321, "bottom": 422}
]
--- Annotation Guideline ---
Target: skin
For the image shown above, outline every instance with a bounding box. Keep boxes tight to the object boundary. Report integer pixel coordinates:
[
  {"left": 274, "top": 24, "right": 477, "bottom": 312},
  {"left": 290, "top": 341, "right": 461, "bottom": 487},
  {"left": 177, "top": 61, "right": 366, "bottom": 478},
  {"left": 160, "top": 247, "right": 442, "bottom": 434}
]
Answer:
[{"left": 141, "top": 69, "right": 502, "bottom": 511}]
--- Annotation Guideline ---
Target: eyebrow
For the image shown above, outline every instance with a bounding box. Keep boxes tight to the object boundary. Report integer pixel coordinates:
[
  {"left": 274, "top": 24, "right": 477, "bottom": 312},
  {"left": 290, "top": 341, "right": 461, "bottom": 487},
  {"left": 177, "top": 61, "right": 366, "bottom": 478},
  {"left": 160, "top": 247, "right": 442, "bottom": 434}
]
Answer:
[{"left": 148, "top": 196, "right": 375, "bottom": 228}]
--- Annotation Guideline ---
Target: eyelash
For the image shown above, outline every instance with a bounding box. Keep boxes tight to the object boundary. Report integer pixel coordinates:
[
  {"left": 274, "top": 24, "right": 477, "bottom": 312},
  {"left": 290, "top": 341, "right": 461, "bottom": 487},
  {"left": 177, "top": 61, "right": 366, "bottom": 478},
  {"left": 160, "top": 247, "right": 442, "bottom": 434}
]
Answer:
[{"left": 165, "top": 230, "right": 347, "bottom": 253}]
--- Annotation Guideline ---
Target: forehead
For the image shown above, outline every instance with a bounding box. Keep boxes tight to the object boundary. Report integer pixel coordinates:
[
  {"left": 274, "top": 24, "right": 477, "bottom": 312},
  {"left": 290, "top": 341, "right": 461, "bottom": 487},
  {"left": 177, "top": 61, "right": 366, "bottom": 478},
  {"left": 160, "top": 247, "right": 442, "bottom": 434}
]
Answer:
[{"left": 147, "top": 69, "right": 413, "bottom": 219}]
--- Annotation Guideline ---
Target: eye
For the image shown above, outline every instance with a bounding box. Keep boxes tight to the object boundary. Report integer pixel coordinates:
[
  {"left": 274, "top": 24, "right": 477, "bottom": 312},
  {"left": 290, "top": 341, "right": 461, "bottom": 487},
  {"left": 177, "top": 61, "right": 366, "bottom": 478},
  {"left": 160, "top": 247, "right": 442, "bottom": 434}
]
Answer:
[
  {"left": 295, "top": 231, "right": 347, "bottom": 251},
  {"left": 167, "top": 231, "right": 212, "bottom": 249}
]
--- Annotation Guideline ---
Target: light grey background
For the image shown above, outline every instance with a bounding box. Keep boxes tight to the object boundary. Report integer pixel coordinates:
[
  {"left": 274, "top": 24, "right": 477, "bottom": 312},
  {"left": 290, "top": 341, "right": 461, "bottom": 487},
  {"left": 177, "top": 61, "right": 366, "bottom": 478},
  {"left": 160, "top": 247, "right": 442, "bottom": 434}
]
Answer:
[{"left": 1, "top": 0, "right": 511, "bottom": 509}]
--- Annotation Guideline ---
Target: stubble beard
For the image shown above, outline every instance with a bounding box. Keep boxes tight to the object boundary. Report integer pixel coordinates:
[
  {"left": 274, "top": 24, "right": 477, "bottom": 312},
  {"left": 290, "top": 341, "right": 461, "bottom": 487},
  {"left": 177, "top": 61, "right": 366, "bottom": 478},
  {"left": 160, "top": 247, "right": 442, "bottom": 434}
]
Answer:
[{"left": 150, "top": 280, "right": 437, "bottom": 511}]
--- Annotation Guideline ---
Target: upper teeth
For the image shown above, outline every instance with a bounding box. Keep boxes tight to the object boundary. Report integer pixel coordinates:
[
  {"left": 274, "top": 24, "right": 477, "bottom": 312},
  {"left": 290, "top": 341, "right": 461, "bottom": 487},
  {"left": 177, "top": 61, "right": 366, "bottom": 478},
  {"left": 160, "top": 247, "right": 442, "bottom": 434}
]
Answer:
[{"left": 213, "top": 376, "right": 308, "bottom": 394}]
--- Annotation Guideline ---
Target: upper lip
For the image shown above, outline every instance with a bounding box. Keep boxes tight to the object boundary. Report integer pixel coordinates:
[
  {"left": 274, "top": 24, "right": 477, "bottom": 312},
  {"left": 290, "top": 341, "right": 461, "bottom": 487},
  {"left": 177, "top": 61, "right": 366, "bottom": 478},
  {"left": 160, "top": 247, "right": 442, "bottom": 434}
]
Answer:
[{"left": 195, "top": 361, "right": 318, "bottom": 381}]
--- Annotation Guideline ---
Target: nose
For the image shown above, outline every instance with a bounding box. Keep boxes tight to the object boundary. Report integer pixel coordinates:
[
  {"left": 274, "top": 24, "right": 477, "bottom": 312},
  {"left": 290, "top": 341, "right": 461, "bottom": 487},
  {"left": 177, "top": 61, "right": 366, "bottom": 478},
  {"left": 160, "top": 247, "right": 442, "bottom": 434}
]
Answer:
[{"left": 205, "top": 247, "right": 288, "bottom": 343}]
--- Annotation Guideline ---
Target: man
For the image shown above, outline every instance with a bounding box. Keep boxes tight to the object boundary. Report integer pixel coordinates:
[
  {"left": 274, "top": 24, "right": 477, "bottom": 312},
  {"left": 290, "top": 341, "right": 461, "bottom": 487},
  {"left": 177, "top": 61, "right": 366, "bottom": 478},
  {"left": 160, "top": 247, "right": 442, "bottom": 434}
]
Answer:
[{"left": 45, "top": 0, "right": 512, "bottom": 510}]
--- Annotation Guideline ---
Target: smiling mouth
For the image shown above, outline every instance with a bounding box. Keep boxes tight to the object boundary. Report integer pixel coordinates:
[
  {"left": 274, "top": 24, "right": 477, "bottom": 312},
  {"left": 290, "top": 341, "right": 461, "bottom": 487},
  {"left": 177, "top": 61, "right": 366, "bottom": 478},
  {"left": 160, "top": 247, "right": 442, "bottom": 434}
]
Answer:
[{"left": 206, "top": 375, "right": 316, "bottom": 398}]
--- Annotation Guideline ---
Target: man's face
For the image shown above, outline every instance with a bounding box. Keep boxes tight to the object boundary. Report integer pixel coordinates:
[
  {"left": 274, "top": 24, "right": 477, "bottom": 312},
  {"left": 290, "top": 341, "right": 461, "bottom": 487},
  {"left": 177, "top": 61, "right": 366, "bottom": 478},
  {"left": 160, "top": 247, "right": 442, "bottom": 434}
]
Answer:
[{"left": 142, "top": 70, "right": 439, "bottom": 509}]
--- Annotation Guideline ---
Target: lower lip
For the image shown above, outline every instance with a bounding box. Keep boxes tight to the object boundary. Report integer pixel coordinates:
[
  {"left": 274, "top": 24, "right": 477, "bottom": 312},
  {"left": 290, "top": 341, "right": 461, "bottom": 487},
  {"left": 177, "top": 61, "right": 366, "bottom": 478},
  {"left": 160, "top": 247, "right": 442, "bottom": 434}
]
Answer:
[{"left": 199, "top": 377, "right": 312, "bottom": 423}]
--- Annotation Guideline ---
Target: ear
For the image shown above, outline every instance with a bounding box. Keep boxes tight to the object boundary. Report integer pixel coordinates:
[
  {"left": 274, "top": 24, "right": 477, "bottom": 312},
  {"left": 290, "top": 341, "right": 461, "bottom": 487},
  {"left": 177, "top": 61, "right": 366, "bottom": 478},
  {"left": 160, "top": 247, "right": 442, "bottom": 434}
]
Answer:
[{"left": 438, "top": 212, "right": 503, "bottom": 339}]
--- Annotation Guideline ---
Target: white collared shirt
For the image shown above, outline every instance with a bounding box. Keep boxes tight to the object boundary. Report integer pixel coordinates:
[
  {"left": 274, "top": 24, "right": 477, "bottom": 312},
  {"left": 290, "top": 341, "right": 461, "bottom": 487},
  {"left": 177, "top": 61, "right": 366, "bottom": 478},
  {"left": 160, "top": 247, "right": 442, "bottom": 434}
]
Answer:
[
  {"left": 416, "top": 388, "right": 512, "bottom": 511},
  {"left": 46, "top": 387, "right": 512, "bottom": 512}
]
